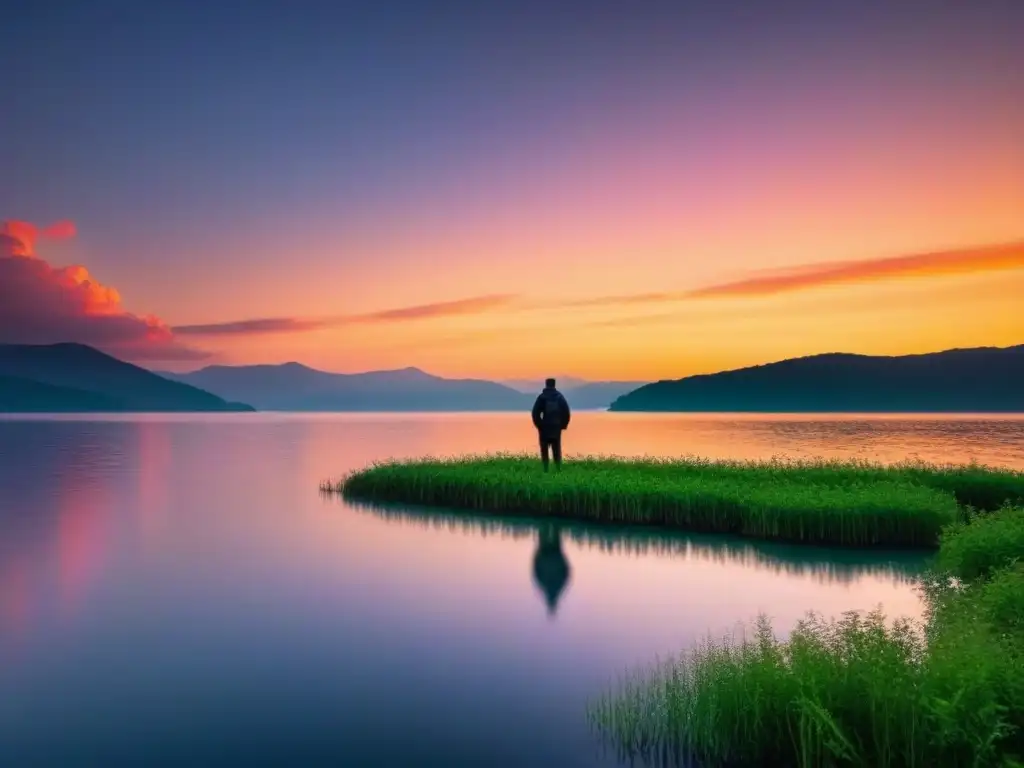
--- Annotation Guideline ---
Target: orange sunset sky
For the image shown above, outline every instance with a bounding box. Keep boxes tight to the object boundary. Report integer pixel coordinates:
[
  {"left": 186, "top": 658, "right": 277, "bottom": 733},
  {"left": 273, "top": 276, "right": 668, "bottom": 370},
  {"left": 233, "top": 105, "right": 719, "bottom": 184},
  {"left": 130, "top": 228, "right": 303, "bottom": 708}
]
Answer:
[{"left": 3, "top": 2, "right": 1022, "bottom": 381}]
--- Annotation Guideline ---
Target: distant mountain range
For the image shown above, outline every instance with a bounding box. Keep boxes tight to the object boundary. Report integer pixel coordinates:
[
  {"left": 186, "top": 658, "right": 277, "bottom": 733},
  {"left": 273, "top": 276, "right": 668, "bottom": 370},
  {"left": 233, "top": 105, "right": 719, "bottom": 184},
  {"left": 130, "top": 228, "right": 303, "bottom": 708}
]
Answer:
[
  {"left": 0, "top": 344, "right": 254, "bottom": 413},
  {"left": 4, "top": 342, "right": 1022, "bottom": 414},
  {"left": 610, "top": 345, "right": 1024, "bottom": 413},
  {"left": 501, "top": 376, "right": 591, "bottom": 392},
  {"left": 501, "top": 377, "right": 648, "bottom": 409},
  {"left": 159, "top": 363, "right": 535, "bottom": 411},
  {"left": 560, "top": 381, "right": 651, "bottom": 409},
  {"left": 160, "top": 364, "right": 649, "bottom": 412}
]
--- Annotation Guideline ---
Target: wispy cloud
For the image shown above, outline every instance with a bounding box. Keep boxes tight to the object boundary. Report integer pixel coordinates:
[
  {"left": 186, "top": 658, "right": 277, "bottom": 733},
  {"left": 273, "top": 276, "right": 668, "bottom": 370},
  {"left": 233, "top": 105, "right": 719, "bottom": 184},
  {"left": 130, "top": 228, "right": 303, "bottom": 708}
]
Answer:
[
  {"left": 172, "top": 294, "right": 518, "bottom": 336},
  {"left": 559, "top": 291, "right": 681, "bottom": 309},
  {"left": 687, "top": 240, "right": 1024, "bottom": 298},
  {"left": 358, "top": 294, "right": 517, "bottom": 322},
  {"left": 172, "top": 317, "right": 331, "bottom": 336},
  {"left": 559, "top": 240, "right": 1024, "bottom": 309},
  {"left": 176, "top": 240, "right": 1024, "bottom": 341}
]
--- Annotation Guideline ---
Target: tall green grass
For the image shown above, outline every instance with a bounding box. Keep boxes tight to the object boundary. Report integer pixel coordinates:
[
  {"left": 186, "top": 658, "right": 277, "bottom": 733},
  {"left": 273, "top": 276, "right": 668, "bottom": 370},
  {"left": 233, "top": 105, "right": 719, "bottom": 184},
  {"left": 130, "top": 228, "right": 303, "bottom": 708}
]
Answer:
[
  {"left": 934, "top": 504, "right": 1024, "bottom": 580},
  {"left": 324, "top": 454, "right": 1024, "bottom": 547},
  {"left": 588, "top": 504, "right": 1024, "bottom": 768}
]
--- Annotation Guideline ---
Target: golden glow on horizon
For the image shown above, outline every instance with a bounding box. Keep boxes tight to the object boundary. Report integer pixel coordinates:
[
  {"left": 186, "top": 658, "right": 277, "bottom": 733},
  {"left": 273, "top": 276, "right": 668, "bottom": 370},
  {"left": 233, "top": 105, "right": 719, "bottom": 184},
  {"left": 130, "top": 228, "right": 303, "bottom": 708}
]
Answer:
[
  {"left": 153, "top": 131, "right": 1024, "bottom": 378},
  {"left": 12, "top": 110, "right": 1024, "bottom": 380},
  {"left": 211, "top": 262, "right": 1024, "bottom": 380}
]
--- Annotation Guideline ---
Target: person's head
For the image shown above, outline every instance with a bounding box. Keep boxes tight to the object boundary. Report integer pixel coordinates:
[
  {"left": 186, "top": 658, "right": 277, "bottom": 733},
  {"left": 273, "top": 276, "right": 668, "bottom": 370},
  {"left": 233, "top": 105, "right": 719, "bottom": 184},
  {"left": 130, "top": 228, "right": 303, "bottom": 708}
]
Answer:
[{"left": 545, "top": 377, "right": 556, "bottom": 389}]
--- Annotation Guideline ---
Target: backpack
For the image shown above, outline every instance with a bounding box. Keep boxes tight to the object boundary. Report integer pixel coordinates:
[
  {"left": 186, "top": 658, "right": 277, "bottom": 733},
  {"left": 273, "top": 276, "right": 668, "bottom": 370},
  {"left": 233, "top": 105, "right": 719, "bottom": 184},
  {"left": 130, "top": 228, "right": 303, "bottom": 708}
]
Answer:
[{"left": 543, "top": 393, "right": 563, "bottom": 427}]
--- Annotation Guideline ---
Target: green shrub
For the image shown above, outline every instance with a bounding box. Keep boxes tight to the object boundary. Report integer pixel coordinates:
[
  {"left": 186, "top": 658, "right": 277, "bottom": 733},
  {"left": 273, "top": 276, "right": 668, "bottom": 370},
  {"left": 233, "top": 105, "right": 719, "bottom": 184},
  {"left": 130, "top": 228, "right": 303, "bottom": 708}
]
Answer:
[
  {"left": 589, "top": 607, "right": 1014, "bottom": 767},
  {"left": 590, "top": 506, "right": 1024, "bottom": 767},
  {"left": 936, "top": 505, "right": 1024, "bottom": 580}
]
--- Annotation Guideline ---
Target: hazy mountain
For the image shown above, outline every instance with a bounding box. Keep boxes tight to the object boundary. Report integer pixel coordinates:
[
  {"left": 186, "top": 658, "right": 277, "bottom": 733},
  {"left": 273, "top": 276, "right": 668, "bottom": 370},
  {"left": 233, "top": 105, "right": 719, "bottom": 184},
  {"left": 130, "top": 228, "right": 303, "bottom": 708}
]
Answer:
[
  {"left": 609, "top": 345, "right": 1024, "bottom": 413},
  {"left": 562, "top": 381, "right": 649, "bottom": 409},
  {"left": 0, "top": 343, "right": 254, "bottom": 412},
  {"left": 161, "top": 363, "right": 536, "bottom": 411},
  {"left": 501, "top": 376, "right": 590, "bottom": 393},
  {"left": 501, "top": 377, "right": 647, "bottom": 409}
]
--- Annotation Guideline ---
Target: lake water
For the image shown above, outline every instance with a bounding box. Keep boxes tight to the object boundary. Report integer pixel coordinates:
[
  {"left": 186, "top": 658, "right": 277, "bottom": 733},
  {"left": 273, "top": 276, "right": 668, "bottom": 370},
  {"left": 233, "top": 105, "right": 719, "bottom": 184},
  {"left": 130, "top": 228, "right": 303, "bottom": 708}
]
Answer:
[{"left": 1, "top": 413, "right": 1022, "bottom": 767}]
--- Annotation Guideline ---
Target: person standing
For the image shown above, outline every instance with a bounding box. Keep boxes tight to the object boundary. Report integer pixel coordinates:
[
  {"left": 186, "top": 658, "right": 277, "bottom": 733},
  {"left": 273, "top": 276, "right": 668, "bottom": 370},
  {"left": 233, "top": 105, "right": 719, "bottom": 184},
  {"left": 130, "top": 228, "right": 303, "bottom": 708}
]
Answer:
[{"left": 531, "top": 377, "right": 571, "bottom": 471}]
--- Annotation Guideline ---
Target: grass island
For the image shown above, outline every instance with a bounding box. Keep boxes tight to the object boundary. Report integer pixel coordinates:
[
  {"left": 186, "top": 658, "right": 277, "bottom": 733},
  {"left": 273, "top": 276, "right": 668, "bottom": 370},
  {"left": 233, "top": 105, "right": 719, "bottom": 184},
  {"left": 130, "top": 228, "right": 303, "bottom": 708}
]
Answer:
[
  {"left": 321, "top": 454, "right": 1024, "bottom": 548},
  {"left": 321, "top": 454, "right": 1024, "bottom": 766}
]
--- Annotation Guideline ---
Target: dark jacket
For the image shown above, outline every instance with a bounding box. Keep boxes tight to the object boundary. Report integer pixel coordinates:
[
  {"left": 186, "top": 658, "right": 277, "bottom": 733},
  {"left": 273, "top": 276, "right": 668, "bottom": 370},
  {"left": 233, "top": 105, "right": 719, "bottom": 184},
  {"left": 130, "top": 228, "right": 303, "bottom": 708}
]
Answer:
[{"left": 532, "top": 387, "right": 571, "bottom": 438}]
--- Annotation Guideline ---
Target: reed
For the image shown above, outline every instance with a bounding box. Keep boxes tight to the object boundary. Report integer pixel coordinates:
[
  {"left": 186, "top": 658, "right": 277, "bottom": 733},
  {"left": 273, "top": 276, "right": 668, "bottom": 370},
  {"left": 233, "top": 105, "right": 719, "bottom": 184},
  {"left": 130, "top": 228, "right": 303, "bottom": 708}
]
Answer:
[
  {"left": 588, "top": 504, "right": 1024, "bottom": 768},
  {"left": 321, "top": 453, "right": 1024, "bottom": 547}
]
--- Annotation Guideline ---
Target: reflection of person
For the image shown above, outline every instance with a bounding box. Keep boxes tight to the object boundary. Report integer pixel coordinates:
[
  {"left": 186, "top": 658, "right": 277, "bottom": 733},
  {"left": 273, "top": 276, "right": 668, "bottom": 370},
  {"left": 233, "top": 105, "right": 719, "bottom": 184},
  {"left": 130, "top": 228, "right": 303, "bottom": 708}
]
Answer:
[
  {"left": 531, "top": 378, "right": 571, "bottom": 472},
  {"left": 532, "top": 524, "right": 571, "bottom": 616}
]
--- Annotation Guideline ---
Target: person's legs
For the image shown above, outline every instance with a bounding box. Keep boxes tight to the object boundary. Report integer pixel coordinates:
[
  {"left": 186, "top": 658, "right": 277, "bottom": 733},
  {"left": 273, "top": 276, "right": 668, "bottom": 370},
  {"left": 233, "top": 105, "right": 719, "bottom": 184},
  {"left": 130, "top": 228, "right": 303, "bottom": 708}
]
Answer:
[
  {"left": 539, "top": 435, "right": 551, "bottom": 471},
  {"left": 552, "top": 434, "right": 562, "bottom": 470}
]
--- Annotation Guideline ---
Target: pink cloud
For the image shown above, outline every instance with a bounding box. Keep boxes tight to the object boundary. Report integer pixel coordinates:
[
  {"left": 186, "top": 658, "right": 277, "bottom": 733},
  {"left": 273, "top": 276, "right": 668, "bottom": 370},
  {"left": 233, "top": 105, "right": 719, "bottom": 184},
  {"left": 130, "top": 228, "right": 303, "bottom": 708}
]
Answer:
[{"left": 0, "top": 220, "right": 210, "bottom": 362}]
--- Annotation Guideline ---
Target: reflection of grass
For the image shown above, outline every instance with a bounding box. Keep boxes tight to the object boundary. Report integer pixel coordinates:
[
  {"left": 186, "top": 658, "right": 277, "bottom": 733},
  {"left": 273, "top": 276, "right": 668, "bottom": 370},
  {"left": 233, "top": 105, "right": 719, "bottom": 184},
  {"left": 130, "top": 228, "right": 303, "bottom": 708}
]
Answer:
[
  {"left": 322, "top": 454, "right": 1024, "bottom": 547},
  {"left": 588, "top": 504, "right": 1024, "bottom": 768},
  {"left": 342, "top": 499, "right": 930, "bottom": 587}
]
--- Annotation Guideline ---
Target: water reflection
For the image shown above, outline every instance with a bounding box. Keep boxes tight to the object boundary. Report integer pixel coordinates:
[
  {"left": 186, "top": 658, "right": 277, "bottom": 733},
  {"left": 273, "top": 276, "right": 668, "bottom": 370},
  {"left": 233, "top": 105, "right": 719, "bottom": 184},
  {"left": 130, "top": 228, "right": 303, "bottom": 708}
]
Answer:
[
  {"left": 0, "top": 422, "right": 123, "bottom": 645},
  {"left": 341, "top": 500, "right": 932, "bottom": 601},
  {"left": 533, "top": 524, "right": 572, "bottom": 616},
  {"left": 0, "top": 554, "right": 29, "bottom": 639},
  {"left": 3, "top": 413, "right": 1013, "bottom": 767}
]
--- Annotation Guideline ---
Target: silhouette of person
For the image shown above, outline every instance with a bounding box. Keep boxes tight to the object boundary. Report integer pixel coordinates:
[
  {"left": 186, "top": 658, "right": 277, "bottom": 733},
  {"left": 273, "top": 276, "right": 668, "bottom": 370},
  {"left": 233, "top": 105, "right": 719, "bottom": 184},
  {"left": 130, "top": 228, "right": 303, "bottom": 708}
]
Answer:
[
  {"left": 532, "top": 524, "right": 571, "bottom": 616},
  {"left": 531, "top": 377, "right": 571, "bottom": 471}
]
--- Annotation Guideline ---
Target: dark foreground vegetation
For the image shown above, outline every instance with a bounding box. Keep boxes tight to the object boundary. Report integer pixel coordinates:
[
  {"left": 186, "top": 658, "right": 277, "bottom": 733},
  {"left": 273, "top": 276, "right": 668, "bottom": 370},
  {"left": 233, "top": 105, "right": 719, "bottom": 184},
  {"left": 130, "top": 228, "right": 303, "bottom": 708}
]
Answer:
[
  {"left": 324, "top": 455, "right": 1024, "bottom": 548},
  {"left": 588, "top": 504, "right": 1024, "bottom": 767}
]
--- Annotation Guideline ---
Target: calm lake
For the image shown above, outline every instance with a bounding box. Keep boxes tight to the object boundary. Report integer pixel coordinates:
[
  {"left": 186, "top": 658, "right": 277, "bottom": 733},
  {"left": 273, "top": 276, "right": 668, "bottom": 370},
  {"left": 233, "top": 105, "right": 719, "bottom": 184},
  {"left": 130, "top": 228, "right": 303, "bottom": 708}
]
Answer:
[{"left": 1, "top": 413, "right": 1022, "bottom": 767}]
